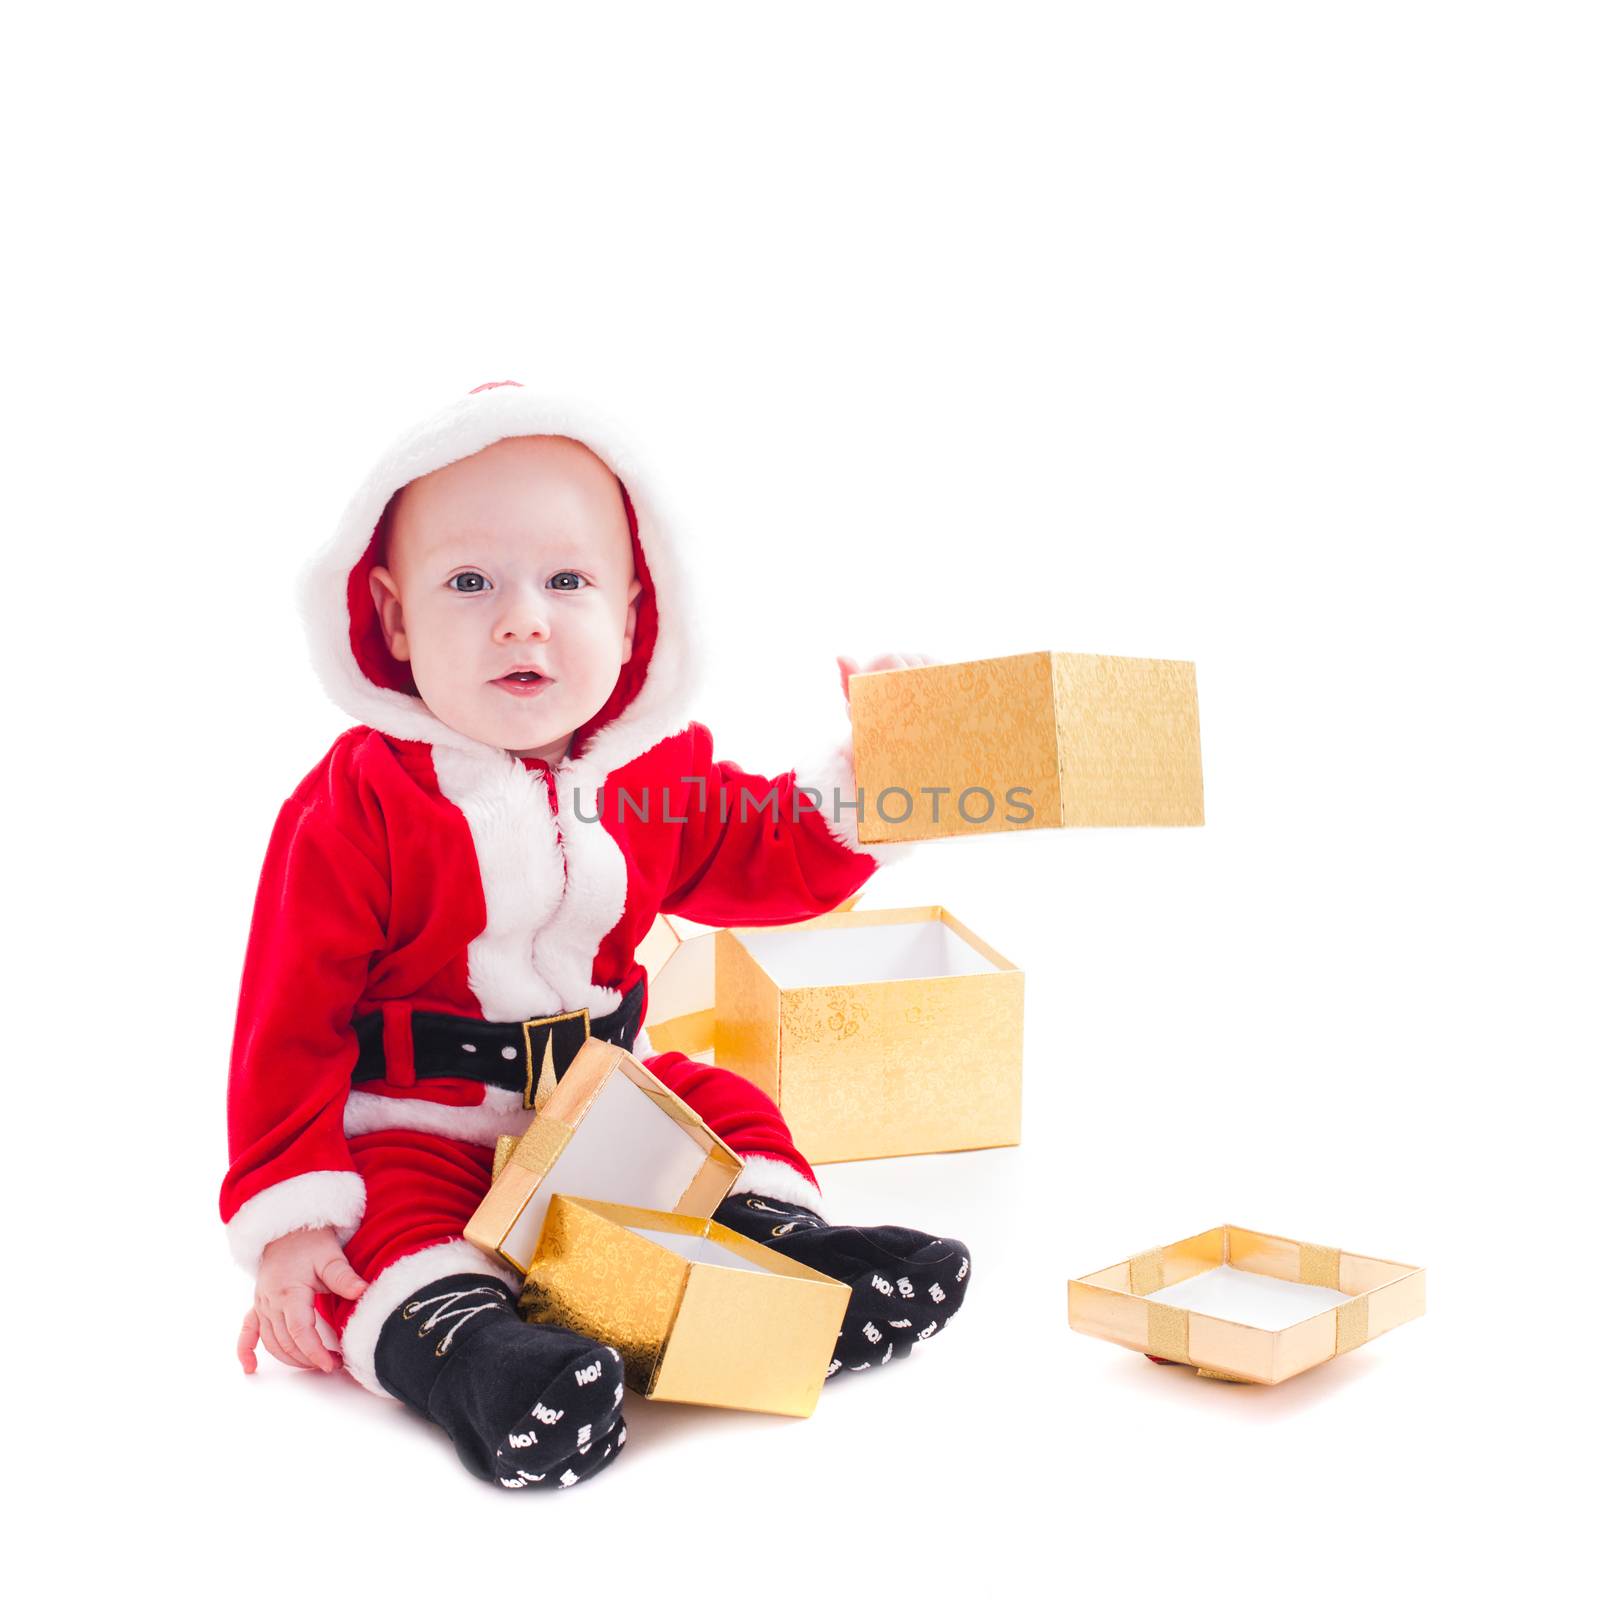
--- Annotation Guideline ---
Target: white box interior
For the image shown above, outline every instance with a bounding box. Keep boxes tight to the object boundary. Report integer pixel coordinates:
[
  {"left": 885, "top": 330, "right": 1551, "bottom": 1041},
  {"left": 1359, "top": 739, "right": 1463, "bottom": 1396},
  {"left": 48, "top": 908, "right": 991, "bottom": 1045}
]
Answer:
[
  {"left": 504, "top": 1069, "right": 714, "bottom": 1264},
  {"left": 630, "top": 1226, "right": 779, "bottom": 1273},
  {"left": 1145, "top": 1265, "right": 1350, "bottom": 1331},
  {"left": 735, "top": 919, "right": 999, "bottom": 988}
]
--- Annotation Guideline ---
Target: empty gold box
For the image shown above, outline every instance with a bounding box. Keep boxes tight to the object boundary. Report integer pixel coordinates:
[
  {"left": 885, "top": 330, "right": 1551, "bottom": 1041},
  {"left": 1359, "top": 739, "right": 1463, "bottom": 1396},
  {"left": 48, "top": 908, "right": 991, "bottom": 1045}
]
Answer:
[
  {"left": 638, "top": 897, "right": 864, "bottom": 1061},
  {"left": 714, "top": 905, "right": 1023, "bottom": 1163},
  {"left": 521, "top": 1196, "right": 851, "bottom": 1417},
  {"left": 1068, "top": 1225, "right": 1425, "bottom": 1384},
  {"left": 847, "top": 651, "right": 1204, "bottom": 844},
  {"left": 465, "top": 1039, "right": 742, "bottom": 1276}
]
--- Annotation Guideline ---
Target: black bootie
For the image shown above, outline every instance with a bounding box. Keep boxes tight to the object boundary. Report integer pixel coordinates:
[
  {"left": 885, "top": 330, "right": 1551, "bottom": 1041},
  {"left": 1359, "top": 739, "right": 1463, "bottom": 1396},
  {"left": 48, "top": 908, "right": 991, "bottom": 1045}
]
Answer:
[
  {"left": 374, "top": 1272, "right": 627, "bottom": 1489},
  {"left": 713, "top": 1195, "right": 971, "bottom": 1375}
]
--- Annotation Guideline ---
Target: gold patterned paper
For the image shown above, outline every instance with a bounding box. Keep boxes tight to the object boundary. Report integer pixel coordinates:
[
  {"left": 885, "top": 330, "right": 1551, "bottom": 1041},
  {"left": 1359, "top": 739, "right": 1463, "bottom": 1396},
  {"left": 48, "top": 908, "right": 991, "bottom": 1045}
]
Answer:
[
  {"left": 520, "top": 1194, "right": 685, "bottom": 1390},
  {"left": 491, "top": 1135, "right": 517, "bottom": 1183},
  {"left": 1300, "top": 1242, "right": 1341, "bottom": 1288},
  {"left": 521, "top": 1197, "right": 851, "bottom": 1417},
  {"left": 508, "top": 1118, "right": 573, "bottom": 1175},
  {"left": 1067, "top": 1223, "right": 1425, "bottom": 1387},
  {"left": 1147, "top": 1303, "right": 1189, "bottom": 1362},
  {"left": 848, "top": 651, "right": 1204, "bottom": 844},
  {"left": 714, "top": 907, "right": 1023, "bottom": 1163},
  {"left": 1129, "top": 1250, "right": 1164, "bottom": 1297},
  {"left": 1336, "top": 1296, "right": 1371, "bottom": 1354}
]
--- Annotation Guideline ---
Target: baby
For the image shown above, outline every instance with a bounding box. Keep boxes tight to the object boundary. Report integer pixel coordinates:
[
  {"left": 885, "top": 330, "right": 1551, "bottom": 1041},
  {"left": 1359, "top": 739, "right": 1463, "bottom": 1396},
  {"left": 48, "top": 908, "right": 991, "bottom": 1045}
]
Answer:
[{"left": 223, "top": 382, "right": 971, "bottom": 1489}]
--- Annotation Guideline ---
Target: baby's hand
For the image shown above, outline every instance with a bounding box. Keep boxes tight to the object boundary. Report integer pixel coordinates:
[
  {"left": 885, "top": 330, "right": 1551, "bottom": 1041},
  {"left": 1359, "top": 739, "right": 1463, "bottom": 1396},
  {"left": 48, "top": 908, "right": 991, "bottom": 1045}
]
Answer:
[
  {"left": 836, "top": 652, "right": 936, "bottom": 707},
  {"left": 237, "top": 1226, "right": 368, "bottom": 1376}
]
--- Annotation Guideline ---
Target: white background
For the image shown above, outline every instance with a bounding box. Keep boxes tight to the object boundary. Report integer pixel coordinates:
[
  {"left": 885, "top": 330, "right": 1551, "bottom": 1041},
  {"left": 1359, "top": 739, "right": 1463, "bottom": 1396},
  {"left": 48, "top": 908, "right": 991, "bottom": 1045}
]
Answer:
[{"left": 8, "top": 4, "right": 1595, "bottom": 1594}]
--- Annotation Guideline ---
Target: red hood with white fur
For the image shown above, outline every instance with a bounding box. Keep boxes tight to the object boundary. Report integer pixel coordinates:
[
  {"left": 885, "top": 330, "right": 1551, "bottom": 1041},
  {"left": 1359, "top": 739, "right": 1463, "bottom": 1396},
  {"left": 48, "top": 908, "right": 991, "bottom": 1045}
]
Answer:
[
  {"left": 297, "top": 380, "right": 699, "bottom": 777},
  {"left": 223, "top": 384, "right": 880, "bottom": 1352}
]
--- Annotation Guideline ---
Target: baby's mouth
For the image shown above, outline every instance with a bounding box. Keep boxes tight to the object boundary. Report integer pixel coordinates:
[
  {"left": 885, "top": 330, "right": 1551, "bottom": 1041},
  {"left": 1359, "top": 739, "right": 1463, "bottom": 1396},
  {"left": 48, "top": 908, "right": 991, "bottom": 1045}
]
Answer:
[{"left": 492, "top": 669, "right": 552, "bottom": 696}]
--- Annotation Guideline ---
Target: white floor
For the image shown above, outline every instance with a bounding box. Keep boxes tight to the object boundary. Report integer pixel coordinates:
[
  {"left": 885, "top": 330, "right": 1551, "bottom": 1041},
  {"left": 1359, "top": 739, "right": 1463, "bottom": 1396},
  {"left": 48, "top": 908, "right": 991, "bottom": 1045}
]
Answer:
[{"left": 14, "top": 7, "right": 1592, "bottom": 1592}]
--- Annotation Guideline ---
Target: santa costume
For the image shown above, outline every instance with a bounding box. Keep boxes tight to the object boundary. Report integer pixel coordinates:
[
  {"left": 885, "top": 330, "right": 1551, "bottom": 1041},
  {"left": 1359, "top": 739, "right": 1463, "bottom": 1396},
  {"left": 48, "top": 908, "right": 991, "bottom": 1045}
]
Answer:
[{"left": 221, "top": 382, "right": 970, "bottom": 1488}]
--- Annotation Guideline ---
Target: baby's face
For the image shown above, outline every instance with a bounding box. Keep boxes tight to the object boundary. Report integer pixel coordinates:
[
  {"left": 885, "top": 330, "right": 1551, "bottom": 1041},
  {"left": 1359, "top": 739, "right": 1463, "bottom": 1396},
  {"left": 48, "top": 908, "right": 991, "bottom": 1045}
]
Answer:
[{"left": 369, "top": 436, "right": 642, "bottom": 761}]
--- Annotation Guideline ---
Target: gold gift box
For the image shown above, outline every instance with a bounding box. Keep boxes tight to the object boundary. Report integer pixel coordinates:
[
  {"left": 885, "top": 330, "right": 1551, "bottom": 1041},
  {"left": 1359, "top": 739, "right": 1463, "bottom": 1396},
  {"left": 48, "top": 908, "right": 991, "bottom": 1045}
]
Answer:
[
  {"left": 521, "top": 1196, "right": 850, "bottom": 1418},
  {"left": 637, "top": 896, "right": 864, "bottom": 1060},
  {"left": 714, "top": 905, "right": 1022, "bottom": 1163},
  {"left": 1067, "top": 1225, "right": 1425, "bottom": 1385},
  {"left": 847, "top": 651, "right": 1204, "bottom": 844},
  {"left": 465, "top": 1039, "right": 742, "bottom": 1276}
]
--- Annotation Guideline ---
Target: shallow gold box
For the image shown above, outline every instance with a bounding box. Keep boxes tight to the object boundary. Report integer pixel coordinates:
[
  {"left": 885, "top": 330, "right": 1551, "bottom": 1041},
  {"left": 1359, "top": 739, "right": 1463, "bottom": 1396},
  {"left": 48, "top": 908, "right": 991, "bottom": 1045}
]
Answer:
[
  {"left": 521, "top": 1196, "right": 850, "bottom": 1418},
  {"left": 714, "top": 906, "right": 1022, "bottom": 1163},
  {"left": 465, "top": 1039, "right": 742, "bottom": 1276},
  {"left": 847, "top": 651, "right": 1204, "bottom": 844},
  {"left": 1068, "top": 1225, "right": 1425, "bottom": 1384}
]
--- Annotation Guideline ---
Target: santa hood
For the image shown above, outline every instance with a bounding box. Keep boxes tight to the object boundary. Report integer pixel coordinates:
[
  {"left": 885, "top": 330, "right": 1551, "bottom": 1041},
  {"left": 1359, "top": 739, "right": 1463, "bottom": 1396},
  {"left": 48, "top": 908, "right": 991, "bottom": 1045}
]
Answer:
[{"left": 297, "top": 380, "right": 698, "bottom": 776}]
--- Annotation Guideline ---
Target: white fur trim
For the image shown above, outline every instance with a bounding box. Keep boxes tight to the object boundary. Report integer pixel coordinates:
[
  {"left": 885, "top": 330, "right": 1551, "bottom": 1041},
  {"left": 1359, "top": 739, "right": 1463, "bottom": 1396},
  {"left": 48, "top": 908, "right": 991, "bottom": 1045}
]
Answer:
[
  {"left": 337, "top": 1239, "right": 521, "bottom": 1398},
  {"left": 427, "top": 742, "right": 637, "bottom": 1023},
  {"left": 297, "top": 387, "right": 699, "bottom": 774},
  {"left": 727, "top": 1154, "right": 826, "bottom": 1217},
  {"left": 343, "top": 1085, "right": 533, "bottom": 1146},
  {"left": 793, "top": 736, "right": 916, "bottom": 867},
  {"left": 527, "top": 757, "right": 632, "bottom": 1019},
  {"left": 225, "top": 1170, "right": 366, "bottom": 1275},
  {"left": 432, "top": 745, "right": 568, "bottom": 1020}
]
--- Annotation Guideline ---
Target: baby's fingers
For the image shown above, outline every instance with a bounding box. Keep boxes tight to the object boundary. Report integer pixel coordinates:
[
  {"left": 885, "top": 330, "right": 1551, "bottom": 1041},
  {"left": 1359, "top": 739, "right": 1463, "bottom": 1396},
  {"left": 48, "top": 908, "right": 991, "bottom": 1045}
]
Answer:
[
  {"left": 836, "top": 654, "right": 860, "bottom": 703},
  {"left": 237, "top": 1308, "right": 260, "bottom": 1375},
  {"left": 283, "top": 1293, "right": 338, "bottom": 1373},
  {"left": 314, "top": 1249, "right": 368, "bottom": 1302},
  {"left": 262, "top": 1307, "right": 313, "bottom": 1370}
]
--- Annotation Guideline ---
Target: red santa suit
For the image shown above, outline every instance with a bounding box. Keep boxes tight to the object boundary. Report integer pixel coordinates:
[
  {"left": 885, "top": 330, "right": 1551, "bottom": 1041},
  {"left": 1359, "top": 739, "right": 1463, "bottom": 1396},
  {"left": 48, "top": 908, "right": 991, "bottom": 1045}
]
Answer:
[{"left": 220, "top": 382, "right": 898, "bottom": 1395}]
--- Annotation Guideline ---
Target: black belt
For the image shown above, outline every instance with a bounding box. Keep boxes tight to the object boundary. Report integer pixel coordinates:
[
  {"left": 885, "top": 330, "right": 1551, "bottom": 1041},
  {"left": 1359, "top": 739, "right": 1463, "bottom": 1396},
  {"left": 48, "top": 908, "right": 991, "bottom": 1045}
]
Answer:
[{"left": 351, "top": 978, "right": 645, "bottom": 1110}]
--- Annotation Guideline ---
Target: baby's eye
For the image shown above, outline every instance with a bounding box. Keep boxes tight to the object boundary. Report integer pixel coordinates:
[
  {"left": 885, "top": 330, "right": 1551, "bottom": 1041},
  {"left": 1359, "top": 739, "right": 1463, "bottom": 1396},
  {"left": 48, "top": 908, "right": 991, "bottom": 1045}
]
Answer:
[
  {"left": 447, "top": 572, "right": 490, "bottom": 594},
  {"left": 547, "top": 571, "right": 589, "bottom": 591}
]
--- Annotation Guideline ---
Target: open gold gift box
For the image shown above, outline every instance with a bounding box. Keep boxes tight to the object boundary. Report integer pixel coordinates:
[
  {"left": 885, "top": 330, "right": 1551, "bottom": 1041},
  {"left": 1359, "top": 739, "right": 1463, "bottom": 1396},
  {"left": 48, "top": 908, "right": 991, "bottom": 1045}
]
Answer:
[
  {"left": 1068, "top": 1225, "right": 1425, "bottom": 1384},
  {"left": 468, "top": 1041, "right": 852, "bottom": 1416},
  {"left": 713, "top": 905, "right": 1023, "bottom": 1163},
  {"left": 847, "top": 651, "right": 1204, "bottom": 844},
  {"left": 520, "top": 1197, "right": 850, "bottom": 1418},
  {"left": 465, "top": 1039, "right": 742, "bottom": 1276}
]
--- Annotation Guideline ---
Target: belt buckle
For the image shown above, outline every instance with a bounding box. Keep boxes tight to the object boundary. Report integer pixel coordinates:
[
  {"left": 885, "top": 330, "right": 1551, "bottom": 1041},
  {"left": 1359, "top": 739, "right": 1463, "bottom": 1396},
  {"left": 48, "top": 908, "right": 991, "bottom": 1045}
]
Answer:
[{"left": 521, "top": 1007, "right": 592, "bottom": 1111}]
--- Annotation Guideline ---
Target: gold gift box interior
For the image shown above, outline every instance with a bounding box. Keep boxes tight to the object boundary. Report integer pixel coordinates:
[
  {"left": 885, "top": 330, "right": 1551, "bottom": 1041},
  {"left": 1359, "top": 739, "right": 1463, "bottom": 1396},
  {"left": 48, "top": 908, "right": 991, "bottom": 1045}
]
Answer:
[
  {"left": 714, "top": 906, "right": 1023, "bottom": 1163},
  {"left": 1067, "top": 1226, "right": 1425, "bottom": 1385},
  {"left": 521, "top": 1196, "right": 851, "bottom": 1419}
]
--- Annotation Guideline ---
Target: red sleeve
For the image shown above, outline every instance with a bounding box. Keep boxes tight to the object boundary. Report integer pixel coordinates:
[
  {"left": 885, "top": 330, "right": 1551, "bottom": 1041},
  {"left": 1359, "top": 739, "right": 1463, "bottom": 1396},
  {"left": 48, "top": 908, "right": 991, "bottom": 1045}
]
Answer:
[
  {"left": 219, "top": 735, "right": 390, "bottom": 1274},
  {"left": 660, "top": 721, "right": 900, "bottom": 927}
]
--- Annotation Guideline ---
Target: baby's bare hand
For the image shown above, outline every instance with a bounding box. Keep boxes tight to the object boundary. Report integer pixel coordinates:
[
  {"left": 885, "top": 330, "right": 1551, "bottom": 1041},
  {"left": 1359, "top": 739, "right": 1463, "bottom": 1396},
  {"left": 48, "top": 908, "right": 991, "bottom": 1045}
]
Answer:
[
  {"left": 238, "top": 1226, "right": 368, "bottom": 1376},
  {"left": 836, "top": 652, "right": 936, "bottom": 706}
]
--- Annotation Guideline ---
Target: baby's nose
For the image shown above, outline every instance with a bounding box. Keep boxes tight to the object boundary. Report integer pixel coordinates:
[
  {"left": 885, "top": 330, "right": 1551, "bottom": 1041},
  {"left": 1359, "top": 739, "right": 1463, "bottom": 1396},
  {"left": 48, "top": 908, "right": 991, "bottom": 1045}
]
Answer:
[{"left": 493, "top": 585, "right": 551, "bottom": 640}]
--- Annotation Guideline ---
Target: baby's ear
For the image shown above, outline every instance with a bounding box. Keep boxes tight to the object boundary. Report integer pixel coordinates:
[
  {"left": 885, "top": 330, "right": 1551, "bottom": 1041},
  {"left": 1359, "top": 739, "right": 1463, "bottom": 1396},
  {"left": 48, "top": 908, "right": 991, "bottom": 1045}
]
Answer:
[
  {"left": 619, "top": 577, "right": 643, "bottom": 664},
  {"left": 368, "top": 566, "right": 410, "bottom": 661}
]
